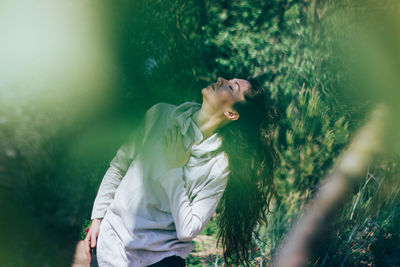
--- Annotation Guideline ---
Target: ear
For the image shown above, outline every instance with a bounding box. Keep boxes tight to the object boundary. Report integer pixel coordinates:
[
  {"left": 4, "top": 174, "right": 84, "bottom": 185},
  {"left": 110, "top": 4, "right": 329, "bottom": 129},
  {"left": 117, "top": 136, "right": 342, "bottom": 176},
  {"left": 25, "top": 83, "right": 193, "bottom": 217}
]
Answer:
[{"left": 224, "top": 110, "right": 240, "bottom": 121}]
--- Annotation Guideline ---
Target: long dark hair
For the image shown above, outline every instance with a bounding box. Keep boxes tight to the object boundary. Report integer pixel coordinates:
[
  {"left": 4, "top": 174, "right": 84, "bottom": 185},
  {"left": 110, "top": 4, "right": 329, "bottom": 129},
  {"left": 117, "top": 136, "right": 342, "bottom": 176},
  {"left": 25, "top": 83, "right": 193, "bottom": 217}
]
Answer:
[{"left": 216, "top": 78, "right": 280, "bottom": 265}]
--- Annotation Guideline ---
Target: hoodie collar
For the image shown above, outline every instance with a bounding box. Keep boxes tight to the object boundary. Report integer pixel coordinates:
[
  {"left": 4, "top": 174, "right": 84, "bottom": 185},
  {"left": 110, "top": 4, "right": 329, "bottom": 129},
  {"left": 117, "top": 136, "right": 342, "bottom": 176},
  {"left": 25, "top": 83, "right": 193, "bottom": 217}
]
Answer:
[
  {"left": 174, "top": 102, "right": 203, "bottom": 150},
  {"left": 173, "top": 102, "right": 222, "bottom": 157}
]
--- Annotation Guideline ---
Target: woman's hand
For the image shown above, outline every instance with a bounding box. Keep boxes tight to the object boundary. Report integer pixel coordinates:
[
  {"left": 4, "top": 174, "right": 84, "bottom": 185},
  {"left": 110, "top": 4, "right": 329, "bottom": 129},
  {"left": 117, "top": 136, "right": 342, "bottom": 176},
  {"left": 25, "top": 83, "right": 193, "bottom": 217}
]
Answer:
[
  {"left": 84, "top": 218, "right": 102, "bottom": 263},
  {"left": 162, "top": 124, "right": 192, "bottom": 170}
]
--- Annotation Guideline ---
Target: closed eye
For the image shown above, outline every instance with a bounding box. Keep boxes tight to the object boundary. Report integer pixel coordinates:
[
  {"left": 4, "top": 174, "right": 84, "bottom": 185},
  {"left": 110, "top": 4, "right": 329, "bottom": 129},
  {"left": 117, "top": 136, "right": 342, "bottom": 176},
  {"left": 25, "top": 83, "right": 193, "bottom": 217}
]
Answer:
[
  {"left": 228, "top": 85, "right": 233, "bottom": 91},
  {"left": 235, "top": 81, "right": 240, "bottom": 91}
]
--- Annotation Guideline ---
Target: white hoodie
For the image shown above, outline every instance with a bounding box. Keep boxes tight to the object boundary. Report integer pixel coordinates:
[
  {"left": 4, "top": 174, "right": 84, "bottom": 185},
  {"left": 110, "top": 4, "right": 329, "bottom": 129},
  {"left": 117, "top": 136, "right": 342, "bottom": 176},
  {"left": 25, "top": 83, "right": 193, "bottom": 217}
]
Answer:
[{"left": 91, "top": 102, "right": 229, "bottom": 266}]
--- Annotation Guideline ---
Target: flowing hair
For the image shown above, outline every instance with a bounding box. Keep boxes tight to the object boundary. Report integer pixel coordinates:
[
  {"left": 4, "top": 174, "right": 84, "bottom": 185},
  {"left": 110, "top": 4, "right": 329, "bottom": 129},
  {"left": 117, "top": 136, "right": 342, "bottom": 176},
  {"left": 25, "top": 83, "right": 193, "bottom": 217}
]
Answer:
[{"left": 216, "top": 78, "right": 280, "bottom": 265}]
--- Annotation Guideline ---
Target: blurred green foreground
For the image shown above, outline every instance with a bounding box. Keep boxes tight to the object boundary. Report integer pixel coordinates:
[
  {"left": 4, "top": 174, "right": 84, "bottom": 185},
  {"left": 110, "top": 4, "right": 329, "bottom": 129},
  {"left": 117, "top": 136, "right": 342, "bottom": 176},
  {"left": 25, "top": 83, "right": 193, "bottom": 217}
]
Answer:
[{"left": 0, "top": 0, "right": 399, "bottom": 266}]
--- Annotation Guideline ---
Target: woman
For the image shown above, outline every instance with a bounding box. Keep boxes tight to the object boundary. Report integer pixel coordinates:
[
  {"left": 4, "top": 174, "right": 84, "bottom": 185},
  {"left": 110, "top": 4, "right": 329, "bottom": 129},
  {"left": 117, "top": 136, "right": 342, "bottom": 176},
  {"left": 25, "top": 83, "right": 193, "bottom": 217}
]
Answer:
[{"left": 84, "top": 77, "right": 279, "bottom": 266}]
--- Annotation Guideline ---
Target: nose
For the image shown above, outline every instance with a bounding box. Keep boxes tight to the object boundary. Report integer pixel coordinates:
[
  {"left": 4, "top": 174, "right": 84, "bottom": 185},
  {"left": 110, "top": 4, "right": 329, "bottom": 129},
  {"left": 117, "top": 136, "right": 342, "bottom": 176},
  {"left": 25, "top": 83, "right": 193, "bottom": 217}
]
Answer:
[{"left": 217, "top": 77, "right": 226, "bottom": 86}]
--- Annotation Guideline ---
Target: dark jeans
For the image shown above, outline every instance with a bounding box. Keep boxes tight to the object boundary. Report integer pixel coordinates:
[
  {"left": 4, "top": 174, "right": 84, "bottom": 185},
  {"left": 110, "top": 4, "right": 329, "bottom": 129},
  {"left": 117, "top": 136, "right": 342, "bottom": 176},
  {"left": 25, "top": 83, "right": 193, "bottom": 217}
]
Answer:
[
  {"left": 90, "top": 247, "right": 99, "bottom": 267},
  {"left": 90, "top": 247, "right": 185, "bottom": 267},
  {"left": 147, "top": 256, "right": 185, "bottom": 267}
]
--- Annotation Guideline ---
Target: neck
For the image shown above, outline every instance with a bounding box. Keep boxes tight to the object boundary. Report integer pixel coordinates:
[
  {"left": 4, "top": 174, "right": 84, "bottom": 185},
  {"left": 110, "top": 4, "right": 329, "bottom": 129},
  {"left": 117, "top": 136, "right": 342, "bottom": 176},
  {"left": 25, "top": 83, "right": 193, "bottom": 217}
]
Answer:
[{"left": 192, "top": 105, "right": 227, "bottom": 140}]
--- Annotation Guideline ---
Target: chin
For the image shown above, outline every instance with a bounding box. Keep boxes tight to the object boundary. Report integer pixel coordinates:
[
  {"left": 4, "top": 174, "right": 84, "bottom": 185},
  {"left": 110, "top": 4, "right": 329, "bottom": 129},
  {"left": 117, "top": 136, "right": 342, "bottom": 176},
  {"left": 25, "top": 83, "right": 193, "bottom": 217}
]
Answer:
[
  {"left": 200, "top": 90, "right": 210, "bottom": 105},
  {"left": 201, "top": 87, "right": 212, "bottom": 98}
]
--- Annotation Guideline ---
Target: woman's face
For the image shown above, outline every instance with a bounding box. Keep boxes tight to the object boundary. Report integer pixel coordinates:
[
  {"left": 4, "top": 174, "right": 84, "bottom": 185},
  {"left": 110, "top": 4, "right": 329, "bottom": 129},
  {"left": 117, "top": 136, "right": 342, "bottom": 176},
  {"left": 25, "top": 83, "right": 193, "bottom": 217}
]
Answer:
[{"left": 201, "top": 77, "right": 251, "bottom": 119}]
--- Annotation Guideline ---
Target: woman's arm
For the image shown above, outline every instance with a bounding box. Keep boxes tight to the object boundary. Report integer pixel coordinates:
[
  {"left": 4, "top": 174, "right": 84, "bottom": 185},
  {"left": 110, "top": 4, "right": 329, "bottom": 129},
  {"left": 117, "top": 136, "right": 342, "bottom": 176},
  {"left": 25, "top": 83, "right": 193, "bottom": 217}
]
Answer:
[
  {"left": 85, "top": 145, "right": 135, "bottom": 264},
  {"left": 158, "top": 164, "right": 228, "bottom": 241},
  {"left": 86, "top": 129, "right": 141, "bottom": 263},
  {"left": 160, "top": 125, "right": 229, "bottom": 241},
  {"left": 90, "top": 103, "right": 165, "bottom": 219},
  {"left": 85, "top": 103, "right": 166, "bottom": 263},
  {"left": 90, "top": 129, "right": 142, "bottom": 219}
]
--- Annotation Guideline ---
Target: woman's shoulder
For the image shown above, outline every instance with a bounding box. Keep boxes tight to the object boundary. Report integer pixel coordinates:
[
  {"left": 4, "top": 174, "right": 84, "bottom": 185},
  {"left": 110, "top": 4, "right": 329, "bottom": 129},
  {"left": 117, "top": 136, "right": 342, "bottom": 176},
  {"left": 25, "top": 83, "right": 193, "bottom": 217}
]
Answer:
[
  {"left": 143, "top": 102, "right": 176, "bottom": 123},
  {"left": 147, "top": 102, "right": 176, "bottom": 114},
  {"left": 149, "top": 101, "right": 200, "bottom": 111},
  {"left": 146, "top": 102, "right": 200, "bottom": 121}
]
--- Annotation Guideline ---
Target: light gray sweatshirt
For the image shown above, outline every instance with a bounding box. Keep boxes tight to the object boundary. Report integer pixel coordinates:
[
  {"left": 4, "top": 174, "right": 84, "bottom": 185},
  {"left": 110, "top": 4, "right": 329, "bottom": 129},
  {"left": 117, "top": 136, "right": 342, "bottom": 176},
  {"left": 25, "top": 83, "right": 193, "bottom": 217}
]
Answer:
[{"left": 91, "top": 102, "right": 229, "bottom": 266}]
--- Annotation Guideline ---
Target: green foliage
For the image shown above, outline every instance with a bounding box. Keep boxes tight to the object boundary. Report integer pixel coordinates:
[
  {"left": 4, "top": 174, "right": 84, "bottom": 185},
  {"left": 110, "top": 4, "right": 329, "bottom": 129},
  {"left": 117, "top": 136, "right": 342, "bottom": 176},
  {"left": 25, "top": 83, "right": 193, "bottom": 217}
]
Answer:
[
  {"left": 1, "top": 0, "right": 399, "bottom": 266},
  {"left": 257, "top": 84, "right": 351, "bottom": 261},
  {"left": 200, "top": 216, "right": 219, "bottom": 237},
  {"left": 279, "top": 86, "right": 349, "bottom": 192}
]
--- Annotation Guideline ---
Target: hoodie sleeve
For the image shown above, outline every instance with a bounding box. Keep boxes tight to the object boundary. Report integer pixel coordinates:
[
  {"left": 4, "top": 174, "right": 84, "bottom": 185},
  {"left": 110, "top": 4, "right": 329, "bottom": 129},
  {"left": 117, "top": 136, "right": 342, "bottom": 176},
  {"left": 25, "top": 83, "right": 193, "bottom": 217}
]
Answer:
[
  {"left": 90, "top": 103, "right": 165, "bottom": 220},
  {"left": 156, "top": 153, "right": 229, "bottom": 241}
]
